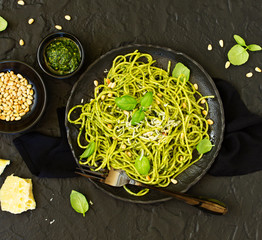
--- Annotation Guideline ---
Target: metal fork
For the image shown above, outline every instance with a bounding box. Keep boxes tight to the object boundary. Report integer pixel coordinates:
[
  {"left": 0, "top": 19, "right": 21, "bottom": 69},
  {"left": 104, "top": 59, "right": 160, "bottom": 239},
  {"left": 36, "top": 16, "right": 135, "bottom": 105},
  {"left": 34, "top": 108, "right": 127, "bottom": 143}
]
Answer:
[{"left": 76, "top": 166, "right": 228, "bottom": 215}]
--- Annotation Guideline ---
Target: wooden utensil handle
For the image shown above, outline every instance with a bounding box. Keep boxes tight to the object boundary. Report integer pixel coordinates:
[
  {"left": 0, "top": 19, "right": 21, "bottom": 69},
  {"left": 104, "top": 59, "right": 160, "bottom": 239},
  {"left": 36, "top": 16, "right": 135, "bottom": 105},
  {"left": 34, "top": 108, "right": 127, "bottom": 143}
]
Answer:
[{"left": 143, "top": 184, "right": 227, "bottom": 215}]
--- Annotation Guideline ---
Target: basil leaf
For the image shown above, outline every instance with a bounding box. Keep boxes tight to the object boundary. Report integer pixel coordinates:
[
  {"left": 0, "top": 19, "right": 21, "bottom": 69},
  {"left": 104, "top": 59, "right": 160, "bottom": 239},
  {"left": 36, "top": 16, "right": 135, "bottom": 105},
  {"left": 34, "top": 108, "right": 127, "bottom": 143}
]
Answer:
[
  {"left": 115, "top": 95, "right": 137, "bottom": 110},
  {"left": 172, "top": 62, "right": 190, "bottom": 81},
  {"left": 233, "top": 34, "right": 246, "bottom": 46},
  {"left": 196, "top": 138, "right": 213, "bottom": 154},
  {"left": 131, "top": 108, "right": 145, "bottom": 125},
  {"left": 227, "top": 44, "right": 249, "bottom": 66},
  {"left": 70, "top": 190, "right": 89, "bottom": 217},
  {"left": 80, "top": 141, "right": 95, "bottom": 159},
  {"left": 247, "top": 44, "right": 262, "bottom": 52},
  {"left": 140, "top": 92, "right": 153, "bottom": 108},
  {"left": 135, "top": 155, "right": 150, "bottom": 175}
]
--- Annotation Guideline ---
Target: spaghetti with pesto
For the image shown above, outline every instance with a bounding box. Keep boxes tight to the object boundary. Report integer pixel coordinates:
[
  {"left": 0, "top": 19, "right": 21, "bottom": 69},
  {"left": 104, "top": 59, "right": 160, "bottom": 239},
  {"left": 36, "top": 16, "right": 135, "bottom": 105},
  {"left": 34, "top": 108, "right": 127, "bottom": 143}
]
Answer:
[{"left": 68, "top": 50, "right": 213, "bottom": 196}]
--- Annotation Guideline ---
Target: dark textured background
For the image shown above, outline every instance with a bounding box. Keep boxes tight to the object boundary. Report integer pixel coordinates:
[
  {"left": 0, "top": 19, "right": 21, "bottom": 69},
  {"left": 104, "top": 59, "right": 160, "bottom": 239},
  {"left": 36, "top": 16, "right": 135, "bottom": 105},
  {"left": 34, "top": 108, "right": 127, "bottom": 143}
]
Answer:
[{"left": 0, "top": 0, "right": 262, "bottom": 239}]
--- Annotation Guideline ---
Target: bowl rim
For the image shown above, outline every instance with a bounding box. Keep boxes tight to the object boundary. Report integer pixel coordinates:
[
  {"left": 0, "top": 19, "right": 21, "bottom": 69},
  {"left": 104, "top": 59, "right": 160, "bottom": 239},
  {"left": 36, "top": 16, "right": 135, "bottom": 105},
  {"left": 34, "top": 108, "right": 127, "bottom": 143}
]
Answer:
[
  {"left": 37, "top": 31, "right": 85, "bottom": 79},
  {"left": 0, "top": 59, "right": 47, "bottom": 134}
]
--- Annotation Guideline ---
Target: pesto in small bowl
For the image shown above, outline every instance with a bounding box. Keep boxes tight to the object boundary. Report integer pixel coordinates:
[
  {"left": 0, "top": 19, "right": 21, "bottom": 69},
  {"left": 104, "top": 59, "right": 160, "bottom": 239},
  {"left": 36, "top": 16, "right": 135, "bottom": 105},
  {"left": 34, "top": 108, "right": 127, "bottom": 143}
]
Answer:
[
  {"left": 44, "top": 37, "right": 81, "bottom": 75},
  {"left": 37, "top": 32, "right": 84, "bottom": 79}
]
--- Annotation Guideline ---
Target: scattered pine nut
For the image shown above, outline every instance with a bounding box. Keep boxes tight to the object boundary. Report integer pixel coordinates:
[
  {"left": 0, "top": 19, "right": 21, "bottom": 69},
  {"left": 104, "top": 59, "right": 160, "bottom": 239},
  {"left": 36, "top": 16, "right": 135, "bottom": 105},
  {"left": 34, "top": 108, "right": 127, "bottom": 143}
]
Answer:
[
  {"left": 202, "top": 110, "right": 207, "bottom": 116},
  {"left": 64, "top": 15, "right": 71, "bottom": 21},
  {"left": 17, "top": 0, "right": 25, "bottom": 5},
  {"left": 121, "top": 144, "right": 126, "bottom": 149},
  {"left": 55, "top": 25, "right": 62, "bottom": 30},
  {"left": 111, "top": 82, "right": 116, "bottom": 89},
  {"left": 179, "top": 156, "right": 184, "bottom": 161},
  {"left": 107, "top": 93, "right": 112, "bottom": 98},
  {"left": 201, "top": 99, "right": 206, "bottom": 104},
  {"left": 255, "top": 67, "right": 262, "bottom": 72},
  {"left": 182, "top": 102, "right": 187, "bottom": 108},
  {"left": 225, "top": 61, "right": 230, "bottom": 69},
  {"left": 156, "top": 99, "right": 161, "bottom": 105},
  {"left": 219, "top": 40, "right": 224, "bottom": 48},
  {"left": 207, "top": 119, "right": 214, "bottom": 125},
  {"left": 157, "top": 93, "right": 162, "bottom": 98},
  {"left": 108, "top": 82, "right": 112, "bottom": 88},
  {"left": 28, "top": 18, "right": 34, "bottom": 24},
  {"left": 106, "top": 78, "right": 110, "bottom": 84},
  {"left": 193, "top": 83, "right": 198, "bottom": 90},
  {"left": 126, "top": 151, "right": 132, "bottom": 157},
  {"left": 94, "top": 80, "right": 98, "bottom": 86},
  {"left": 246, "top": 72, "right": 253, "bottom": 78},
  {"left": 101, "top": 95, "right": 105, "bottom": 100},
  {"left": 19, "top": 39, "right": 24, "bottom": 46},
  {"left": 123, "top": 110, "right": 129, "bottom": 115},
  {"left": 207, "top": 44, "right": 212, "bottom": 51},
  {"left": 146, "top": 175, "right": 151, "bottom": 181},
  {"left": 107, "top": 124, "right": 113, "bottom": 129},
  {"left": 171, "top": 179, "right": 178, "bottom": 184},
  {"left": 181, "top": 132, "right": 184, "bottom": 139}
]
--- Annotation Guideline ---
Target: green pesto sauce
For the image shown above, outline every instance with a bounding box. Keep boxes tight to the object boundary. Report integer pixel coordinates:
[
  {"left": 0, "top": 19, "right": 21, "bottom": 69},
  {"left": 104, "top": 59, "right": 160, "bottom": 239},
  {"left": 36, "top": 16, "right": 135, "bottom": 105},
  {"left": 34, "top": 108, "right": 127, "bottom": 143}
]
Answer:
[{"left": 44, "top": 37, "right": 81, "bottom": 75}]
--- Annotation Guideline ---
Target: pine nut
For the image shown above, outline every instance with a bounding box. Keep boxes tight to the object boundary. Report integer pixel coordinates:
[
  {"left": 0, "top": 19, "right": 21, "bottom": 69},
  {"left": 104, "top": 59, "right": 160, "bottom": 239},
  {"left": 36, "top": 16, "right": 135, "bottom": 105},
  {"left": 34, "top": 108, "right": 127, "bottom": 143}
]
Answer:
[
  {"left": 64, "top": 15, "right": 71, "bottom": 21},
  {"left": 28, "top": 18, "right": 34, "bottom": 24},
  {"left": 193, "top": 83, "right": 198, "bottom": 90},
  {"left": 207, "top": 44, "right": 212, "bottom": 51},
  {"left": 171, "top": 179, "right": 178, "bottom": 184},
  {"left": 55, "top": 25, "right": 62, "bottom": 30},
  {"left": 207, "top": 119, "right": 214, "bottom": 125},
  {"left": 225, "top": 61, "right": 230, "bottom": 69},
  {"left": 19, "top": 39, "right": 24, "bottom": 46},
  {"left": 219, "top": 40, "right": 224, "bottom": 48},
  {"left": 246, "top": 72, "right": 253, "bottom": 78},
  {"left": 17, "top": 0, "right": 25, "bottom": 5},
  {"left": 255, "top": 67, "right": 261, "bottom": 72},
  {"left": 94, "top": 80, "right": 98, "bottom": 86},
  {"left": 111, "top": 82, "right": 116, "bottom": 89}
]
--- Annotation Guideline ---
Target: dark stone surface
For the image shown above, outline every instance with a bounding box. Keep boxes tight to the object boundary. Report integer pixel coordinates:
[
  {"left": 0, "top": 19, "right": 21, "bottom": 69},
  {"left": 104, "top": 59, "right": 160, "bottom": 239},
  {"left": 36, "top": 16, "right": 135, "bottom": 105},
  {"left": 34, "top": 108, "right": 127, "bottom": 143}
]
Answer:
[{"left": 0, "top": 0, "right": 261, "bottom": 239}]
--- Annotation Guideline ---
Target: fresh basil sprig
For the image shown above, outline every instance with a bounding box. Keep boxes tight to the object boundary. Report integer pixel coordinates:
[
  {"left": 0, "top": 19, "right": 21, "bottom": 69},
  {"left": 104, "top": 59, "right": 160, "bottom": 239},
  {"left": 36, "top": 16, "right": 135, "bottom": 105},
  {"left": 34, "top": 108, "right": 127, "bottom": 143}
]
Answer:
[
  {"left": 172, "top": 62, "right": 190, "bottom": 81},
  {"left": 115, "top": 95, "right": 137, "bottom": 110},
  {"left": 80, "top": 141, "right": 95, "bottom": 159},
  {"left": 227, "top": 35, "right": 262, "bottom": 66},
  {"left": 196, "top": 138, "right": 213, "bottom": 154},
  {"left": 131, "top": 108, "right": 145, "bottom": 125},
  {"left": 135, "top": 155, "right": 151, "bottom": 175},
  {"left": 70, "top": 190, "right": 89, "bottom": 217}
]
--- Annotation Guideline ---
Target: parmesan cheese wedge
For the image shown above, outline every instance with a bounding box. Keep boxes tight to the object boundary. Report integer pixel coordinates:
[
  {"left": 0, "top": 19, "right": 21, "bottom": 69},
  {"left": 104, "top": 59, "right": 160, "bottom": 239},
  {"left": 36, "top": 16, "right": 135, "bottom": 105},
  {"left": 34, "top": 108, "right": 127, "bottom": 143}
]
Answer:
[
  {"left": 0, "top": 159, "right": 10, "bottom": 175},
  {"left": 0, "top": 175, "right": 36, "bottom": 214}
]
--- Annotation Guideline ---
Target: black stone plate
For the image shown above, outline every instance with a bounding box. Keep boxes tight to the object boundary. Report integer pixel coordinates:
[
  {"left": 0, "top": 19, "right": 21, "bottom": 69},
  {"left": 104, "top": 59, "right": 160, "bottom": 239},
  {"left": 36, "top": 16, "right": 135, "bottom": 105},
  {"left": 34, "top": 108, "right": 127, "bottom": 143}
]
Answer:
[{"left": 65, "top": 45, "right": 225, "bottom": 204}]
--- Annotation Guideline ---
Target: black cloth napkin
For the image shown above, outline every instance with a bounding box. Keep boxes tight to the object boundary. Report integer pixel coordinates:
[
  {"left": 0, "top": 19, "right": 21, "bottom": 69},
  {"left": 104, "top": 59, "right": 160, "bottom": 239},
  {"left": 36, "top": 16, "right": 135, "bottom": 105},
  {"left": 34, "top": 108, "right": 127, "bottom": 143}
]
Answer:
[
  {"left": 13, "top": 79, "right": 262, "bottom": 178},
  {"left": 13, "top": 108, "right": 77, "bottom": 178}
]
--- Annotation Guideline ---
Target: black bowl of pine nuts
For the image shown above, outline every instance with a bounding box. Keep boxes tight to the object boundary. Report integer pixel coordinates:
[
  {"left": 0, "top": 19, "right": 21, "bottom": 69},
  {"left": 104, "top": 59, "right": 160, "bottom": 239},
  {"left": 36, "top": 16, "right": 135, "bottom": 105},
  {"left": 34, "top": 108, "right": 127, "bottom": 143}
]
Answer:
[{"left": 0, "top": 60, "right": 47, "bottom": 133}]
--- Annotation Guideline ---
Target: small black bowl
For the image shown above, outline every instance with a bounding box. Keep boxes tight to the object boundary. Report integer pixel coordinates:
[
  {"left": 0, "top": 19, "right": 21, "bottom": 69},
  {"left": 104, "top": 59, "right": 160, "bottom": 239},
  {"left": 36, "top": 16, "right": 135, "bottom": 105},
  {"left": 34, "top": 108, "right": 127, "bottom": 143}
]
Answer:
[
  {"left": 0, "top": 60, "right": 47, "bottom": 134},
  {"left": 37, "top": 32, "right": 84, "bottom": 79}
]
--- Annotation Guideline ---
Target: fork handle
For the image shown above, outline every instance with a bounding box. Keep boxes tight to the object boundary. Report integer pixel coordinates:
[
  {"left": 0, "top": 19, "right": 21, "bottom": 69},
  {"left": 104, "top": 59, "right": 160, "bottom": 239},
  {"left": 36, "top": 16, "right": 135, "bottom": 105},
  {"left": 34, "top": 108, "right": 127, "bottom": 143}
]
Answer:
[{"left": 142, "top": 184, "right": 227, "bottom": 215}]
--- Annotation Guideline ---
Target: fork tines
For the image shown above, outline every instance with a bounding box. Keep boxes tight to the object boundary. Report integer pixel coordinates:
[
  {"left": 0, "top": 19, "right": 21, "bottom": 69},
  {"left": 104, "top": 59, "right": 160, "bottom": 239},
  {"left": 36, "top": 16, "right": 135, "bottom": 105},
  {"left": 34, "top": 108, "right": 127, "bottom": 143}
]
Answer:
[{"left": 76, "top": 165, "right": 107, "bottom": 180}]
